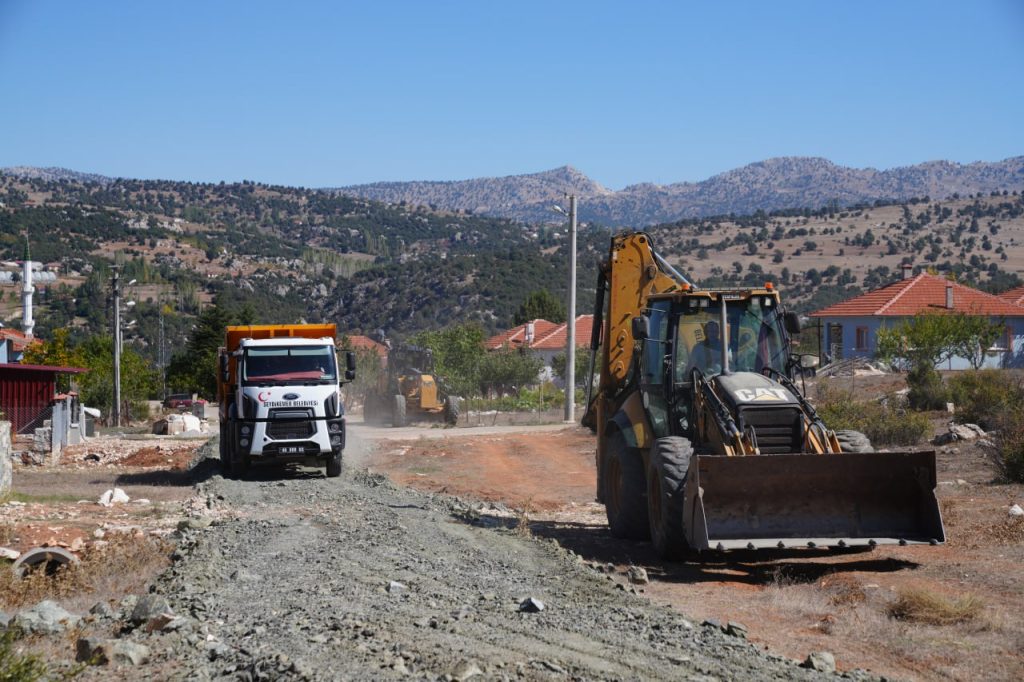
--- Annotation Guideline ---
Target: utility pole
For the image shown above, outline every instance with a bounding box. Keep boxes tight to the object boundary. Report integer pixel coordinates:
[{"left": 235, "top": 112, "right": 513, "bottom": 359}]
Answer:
[
  {"left": 565, "top": 195, "right": 577, "bottom": 423},
  {"left": 551, "top": 196, "right": 579, "bottom": 423},
  {"left": 112, "top": 267, "right": 121, "bottom": 428},
  {"left": 159, "top": 299, "right": 166, "bottom": 400}
]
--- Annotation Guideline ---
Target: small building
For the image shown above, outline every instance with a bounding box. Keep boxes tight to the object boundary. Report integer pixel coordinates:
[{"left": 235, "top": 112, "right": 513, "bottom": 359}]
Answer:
[
  {"left": 0, "top": 363, "right": 88, "bottom": 435},
  {"left": 0, "top": 329, "right": 33, "bottom": 364},
  {"left": 810, "top": 268, "right": 1024, "bottom": 369},
  {"left": 486, "top": 316, "right": 594, "bottom": 384},
  {"left": 342, "top": 334, "right": 388, "bottom": 358}
]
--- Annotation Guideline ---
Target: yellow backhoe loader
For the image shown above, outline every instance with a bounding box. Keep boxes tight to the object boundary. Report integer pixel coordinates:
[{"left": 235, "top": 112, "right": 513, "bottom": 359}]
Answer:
[
  {"left": 583, "top": 231, "right": 944, "bottom": 556},
  {"left": 367, "top": 345, "right": 460, "bottom": 427}
]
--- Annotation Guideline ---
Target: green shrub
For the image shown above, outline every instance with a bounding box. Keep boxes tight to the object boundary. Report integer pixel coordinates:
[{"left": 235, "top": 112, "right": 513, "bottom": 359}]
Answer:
[
  {"left": 993, "top": 408, "right": 1024, "bottom": 482},
  {"left": 0, "top": 628, "right": 48, "bottom": 682},
  {"left": 948, "top": 370, "right": 1024, "bottom": 430},
  {"left": 907, "top": 364, "right": 949, "bottom": 411},
  {"left": 815, "top": 385, "right": 931, "bottom": 447}
]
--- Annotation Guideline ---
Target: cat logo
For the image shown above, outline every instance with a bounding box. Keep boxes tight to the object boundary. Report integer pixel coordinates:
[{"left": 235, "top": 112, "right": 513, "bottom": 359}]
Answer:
[{"left": 734, "top": 388, "right": 791, "bottom": 402}]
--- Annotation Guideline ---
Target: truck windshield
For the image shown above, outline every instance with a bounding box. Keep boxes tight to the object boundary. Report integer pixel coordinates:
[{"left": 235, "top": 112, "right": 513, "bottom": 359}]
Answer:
[
  {"left": 243, "top": 346, "right": 337, "bottom": 384},
  {"left": 674, "top": 296, "right": 789, "bottom": 380}
]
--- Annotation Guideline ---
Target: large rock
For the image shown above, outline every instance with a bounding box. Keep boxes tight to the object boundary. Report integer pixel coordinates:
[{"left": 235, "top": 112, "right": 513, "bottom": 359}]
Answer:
[
  {"left": 934, "top": 422, "right": 986, "bottom": 445},
  {"left": 12, "top": 600, "right": 80, "bottom": 634},
  {"left": 130, "top": 594, "right": 173, "bottom": 625},
  {"left": 802, "top": 651, "right": 836, "bottom": 673}
]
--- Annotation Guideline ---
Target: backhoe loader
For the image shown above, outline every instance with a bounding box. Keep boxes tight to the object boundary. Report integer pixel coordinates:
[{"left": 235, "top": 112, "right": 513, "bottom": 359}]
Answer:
[
  {"left": 366, "top": 345, "right": 460, "bottom": 427},
  {"left": 583, "top": 231, "right": 944, "bottom": 557}
]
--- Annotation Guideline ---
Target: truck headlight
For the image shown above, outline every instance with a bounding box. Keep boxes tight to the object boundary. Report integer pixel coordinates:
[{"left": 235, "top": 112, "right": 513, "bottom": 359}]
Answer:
[
  {"left": 329, "top": 422, "right": 341, "bottom": 433},
  {"left": 330, "top": 435, "right": 342, "bottom": 446},
  {"left": 240, "top": 438, "right": 250, "bottom": 448},
  {"left": 241, "top": 425, "right": 251, "bottom": 436}
]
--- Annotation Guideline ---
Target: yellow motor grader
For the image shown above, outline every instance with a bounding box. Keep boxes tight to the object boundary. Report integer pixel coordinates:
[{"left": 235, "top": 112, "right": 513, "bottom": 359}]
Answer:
[{"left": 583, "top": 231, "right": 944, "bottom": 556}]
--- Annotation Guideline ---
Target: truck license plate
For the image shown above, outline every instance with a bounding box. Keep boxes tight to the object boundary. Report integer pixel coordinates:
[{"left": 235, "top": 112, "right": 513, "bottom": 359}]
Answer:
[{"left": 281, "top": 446, "right": 303, "bottom": 454}]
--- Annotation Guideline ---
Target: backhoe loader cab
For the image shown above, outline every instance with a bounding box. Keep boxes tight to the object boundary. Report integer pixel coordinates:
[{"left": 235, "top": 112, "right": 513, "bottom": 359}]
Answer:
[{"left": 586, "top": 231, "right": 944, "bottom": 557}]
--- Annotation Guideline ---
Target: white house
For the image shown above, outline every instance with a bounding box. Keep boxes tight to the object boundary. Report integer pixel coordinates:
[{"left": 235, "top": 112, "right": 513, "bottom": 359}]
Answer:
[{"left": 485, "top": 315, "right": 594, "bottom": 385}]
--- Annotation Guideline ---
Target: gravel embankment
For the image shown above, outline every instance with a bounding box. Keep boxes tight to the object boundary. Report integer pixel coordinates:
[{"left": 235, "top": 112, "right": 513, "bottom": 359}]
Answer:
[{"left": 127, "top": 445, "right": 867, "bottom": 680}]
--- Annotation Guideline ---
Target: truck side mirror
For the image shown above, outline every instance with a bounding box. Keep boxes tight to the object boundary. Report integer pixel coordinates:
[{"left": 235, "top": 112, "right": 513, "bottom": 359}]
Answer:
[
  {"left": 783, "top": 311, "right": 801, "bottom": 335},
  {"left": 344, "top": 351, "right": 356, "bottom": 382},
  {"left": 631, "top": 315, "right": 649, "bottom": 341},
  {"left": 219, "top": 354, "right": 229, "bottom": 383}
]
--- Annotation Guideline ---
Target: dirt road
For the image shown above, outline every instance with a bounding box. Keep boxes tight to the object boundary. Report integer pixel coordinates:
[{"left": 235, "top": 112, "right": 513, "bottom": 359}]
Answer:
[{"left": 134, "top": 440, "right": 840, "bottom": 680}]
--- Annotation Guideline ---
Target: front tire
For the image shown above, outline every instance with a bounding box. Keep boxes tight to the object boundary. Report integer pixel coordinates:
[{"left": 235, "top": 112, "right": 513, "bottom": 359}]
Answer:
[
  {"left": 443, "top": 396, "right": 460, "bottom": 426},
  {"left": 326, "top": 452, "right": 342, "bottom": 478},
  {"left": 604, "top": 433, "right": 649, "bottom": 540},
  {"left": 835, "top": 429, "right": 874, "bottom": 453},
  {"left": 392, "top": 394, "right": 407, "bottom": 427},
  {"left": 647, "top": 436, "right": 693, "bottom": 559}
]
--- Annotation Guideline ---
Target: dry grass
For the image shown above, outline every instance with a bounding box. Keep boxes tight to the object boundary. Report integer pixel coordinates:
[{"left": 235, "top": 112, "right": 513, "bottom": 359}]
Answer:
[
  {"left": 0, "top": 533, "right": 172, "bottom": 611},
  {"left": 514, "top": 498, "right": 535, "bottom": 537},
  {"left": 888, "top": 587, "right": 985, "bottom": 625},
  {"left": 820, "top": 574, "right": 866, "bottom": 607}
]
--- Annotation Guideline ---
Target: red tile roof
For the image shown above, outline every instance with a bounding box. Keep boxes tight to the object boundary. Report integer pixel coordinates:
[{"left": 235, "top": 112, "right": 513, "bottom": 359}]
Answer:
[
  {"left": 997, "top": 285, "right": 1024, "bottom": 307},
  {"left": 343, "top": 334, "right": 388, "bottom": 357},
  {"left": 0, "top": 328, "right": 34, "bottom": 352},
  {"left": 486, "top": 316, "right": 594, "bottom": 351},
  {"left": 811, "top": 273, "right": 1024, "bottom": 318}
]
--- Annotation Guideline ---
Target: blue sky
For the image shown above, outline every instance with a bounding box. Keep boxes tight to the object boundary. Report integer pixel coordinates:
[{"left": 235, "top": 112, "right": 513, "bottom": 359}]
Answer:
[{"left": 1, "top": 1, "right": 1022, "bottom": 189}]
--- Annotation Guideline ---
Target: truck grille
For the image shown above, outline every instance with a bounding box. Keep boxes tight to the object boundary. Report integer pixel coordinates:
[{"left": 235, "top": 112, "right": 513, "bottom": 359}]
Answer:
[
  {"left": 267, "top": 409, "right": 315, "bottom": 440},
  {"left": 738, "top": 407, "right": 803, "bottom": 454}
]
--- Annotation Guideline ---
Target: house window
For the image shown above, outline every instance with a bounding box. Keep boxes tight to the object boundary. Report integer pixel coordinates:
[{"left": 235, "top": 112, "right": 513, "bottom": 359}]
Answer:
[
  {"left": 989, "top": 325, "right": 1013, "bottom": 352},
  {"left": 855, "top": 327, "right": 869, "bottom": 351}
]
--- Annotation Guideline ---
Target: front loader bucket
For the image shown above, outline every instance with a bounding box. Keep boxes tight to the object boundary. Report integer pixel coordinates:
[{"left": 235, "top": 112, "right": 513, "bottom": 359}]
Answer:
[{"left": 684, "top": 451, "right": 945, "bottom": 550}]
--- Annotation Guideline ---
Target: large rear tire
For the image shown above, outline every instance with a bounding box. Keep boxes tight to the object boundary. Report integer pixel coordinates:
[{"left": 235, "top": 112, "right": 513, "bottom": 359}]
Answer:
[
  {"left": 443, "top": 396, "right": 460, "bottom": 426},
  {"left": 604, "top": 433, "right": 649, "bottom": 540},
  {"left": 392, "top": 394, "right": 407, "bottom": 428},
  {"left": 647, "top": 436, "right": 693, "bottom": 559},
  {"left": 835, "top": 429, "right": 874, "bottom": 453}
]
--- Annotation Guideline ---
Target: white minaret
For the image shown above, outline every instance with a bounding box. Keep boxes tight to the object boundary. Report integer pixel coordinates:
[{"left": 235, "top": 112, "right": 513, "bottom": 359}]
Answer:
[{"left": 21, "top": 234, "right": 34, "bottom": 338}]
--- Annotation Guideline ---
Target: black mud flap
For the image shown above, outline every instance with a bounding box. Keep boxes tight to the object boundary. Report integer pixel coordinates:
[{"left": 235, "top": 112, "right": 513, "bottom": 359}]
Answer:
[{"left": 683, "top": 451, "right": 945, "bottom": 550}]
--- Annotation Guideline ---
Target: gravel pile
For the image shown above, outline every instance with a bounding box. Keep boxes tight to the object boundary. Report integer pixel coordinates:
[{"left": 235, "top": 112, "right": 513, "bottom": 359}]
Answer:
[{"left": 111, "top": 447, "right": 875, "bottom": 681}]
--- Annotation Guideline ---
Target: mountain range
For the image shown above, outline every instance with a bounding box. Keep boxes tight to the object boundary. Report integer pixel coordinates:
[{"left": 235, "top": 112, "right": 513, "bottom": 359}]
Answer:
[
  {"left": 334, "top": 156, "right": 1024, "bottom": 226},
  {"left": 4, "top": 155, "right": 1024, "bottom": 229}
]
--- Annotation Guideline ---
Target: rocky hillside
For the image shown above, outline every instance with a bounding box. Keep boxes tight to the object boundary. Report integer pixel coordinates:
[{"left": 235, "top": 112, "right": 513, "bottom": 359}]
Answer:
[
  {"left": 0, "top": 165, "right": 115, "bottom": 185},
  {"left": 335, "top": 156, "right": 1024, "bottom": 226}
]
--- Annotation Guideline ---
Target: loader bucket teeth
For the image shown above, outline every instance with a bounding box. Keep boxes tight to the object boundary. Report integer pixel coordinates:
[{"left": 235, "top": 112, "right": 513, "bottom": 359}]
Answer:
[{"left": 683, "top": 451, "right": 945, "bottom": 551}]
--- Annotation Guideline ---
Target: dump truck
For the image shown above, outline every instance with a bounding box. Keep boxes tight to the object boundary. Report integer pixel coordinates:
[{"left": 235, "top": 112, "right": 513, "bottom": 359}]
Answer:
[
  {"left": 584, "top": 231, "right": 944, "bottom": 556},
  {"left": 366, "top": 345, "right": 459, "bottom": 427},
  {"left": 217, "top": 324, "right": 356, "bottom": 478}
]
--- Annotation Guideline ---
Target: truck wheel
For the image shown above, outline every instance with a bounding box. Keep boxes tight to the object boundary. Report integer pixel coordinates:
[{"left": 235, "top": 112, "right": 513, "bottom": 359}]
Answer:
[
  {"left": 647, "top": 436, "right": 693, "bottom": 559},
  {"left": 604, "top": 433, "right": 649, "bottom": 540},
  {"left": 218, "top": 424, "right": 229, "bottom": 475},
  {"left": 835, "top": 429, "right": 874, "bottom": 453},
  {"left": 392, "top": 394, "right": 406, "bottom": 427},
  {"left": 443, "top": 396, "right": 460, "bottom": 426},
  {"left": 326, "top": 452, "right": 342, "bottom": 478}
]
